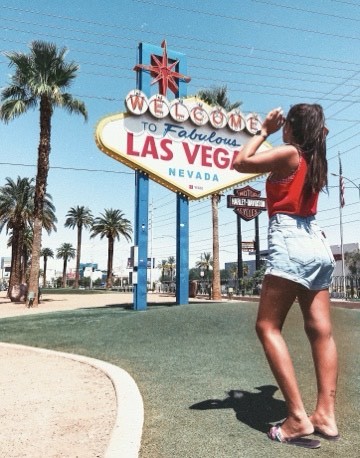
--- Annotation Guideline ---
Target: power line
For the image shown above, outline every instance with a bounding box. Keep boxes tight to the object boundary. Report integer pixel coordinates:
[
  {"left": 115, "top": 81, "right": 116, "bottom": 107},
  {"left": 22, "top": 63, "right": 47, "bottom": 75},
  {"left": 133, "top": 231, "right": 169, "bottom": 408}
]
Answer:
[
  {"left": 252, "top": 0, "right": 360, "bottom": 23},
  {"left": 0, "top": 12, "right": 358, "bottom": 177},
  {"left": 330, "top": 0, "right": 360, "bottom": 5},
  {"left": 3, "top": 3, "right": 360, "bottom": 69},
  {"left": 132, "top": 0, "right": 360, "bottom": 43},
  {"left": 0, "top": 162, "right": 134, "bottom": 175}
]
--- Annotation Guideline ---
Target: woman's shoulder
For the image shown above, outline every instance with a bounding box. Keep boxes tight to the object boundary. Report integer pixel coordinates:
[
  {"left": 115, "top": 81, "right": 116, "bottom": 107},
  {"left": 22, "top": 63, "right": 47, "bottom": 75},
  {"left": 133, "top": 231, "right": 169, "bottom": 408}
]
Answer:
[
  {"left": 274, "top": 143, "right": 299, "bottom": 155},
  {"left": 267, "top": 144, "right": 300, "bottom": 180},
  {"left": 276, "top": 144, "right": 300, "bottom": 162}
]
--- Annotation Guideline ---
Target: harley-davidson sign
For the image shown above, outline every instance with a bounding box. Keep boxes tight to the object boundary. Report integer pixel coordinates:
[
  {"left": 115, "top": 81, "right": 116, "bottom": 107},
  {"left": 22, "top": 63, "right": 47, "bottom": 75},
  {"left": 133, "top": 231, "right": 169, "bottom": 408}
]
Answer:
[
  {"left": 227, "top": 186, "right": 267, "bottom": 221},
  {"left": 95, "top": 94, "right": 270, "bottom": 200}
]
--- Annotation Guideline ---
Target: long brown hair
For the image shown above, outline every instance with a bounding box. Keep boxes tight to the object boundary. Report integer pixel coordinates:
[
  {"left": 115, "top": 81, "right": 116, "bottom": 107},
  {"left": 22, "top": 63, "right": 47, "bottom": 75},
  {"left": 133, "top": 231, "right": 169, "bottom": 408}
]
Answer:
[{"left": 286, "top": 104, "right": 328, "bottom": 197}]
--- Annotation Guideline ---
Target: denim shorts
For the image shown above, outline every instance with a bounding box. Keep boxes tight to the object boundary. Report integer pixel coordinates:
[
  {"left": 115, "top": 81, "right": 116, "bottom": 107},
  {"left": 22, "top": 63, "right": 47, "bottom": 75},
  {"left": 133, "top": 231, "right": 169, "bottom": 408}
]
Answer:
[{"left": 265, "top": 213, "right": 335, "bottom": 290}]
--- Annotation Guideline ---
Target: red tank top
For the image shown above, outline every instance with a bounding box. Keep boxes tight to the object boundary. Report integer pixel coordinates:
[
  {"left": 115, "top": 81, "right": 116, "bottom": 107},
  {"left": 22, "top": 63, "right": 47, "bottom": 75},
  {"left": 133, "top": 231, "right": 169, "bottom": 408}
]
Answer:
[{"left": 266, "top": 154, "right": 319, "bottom": 217}]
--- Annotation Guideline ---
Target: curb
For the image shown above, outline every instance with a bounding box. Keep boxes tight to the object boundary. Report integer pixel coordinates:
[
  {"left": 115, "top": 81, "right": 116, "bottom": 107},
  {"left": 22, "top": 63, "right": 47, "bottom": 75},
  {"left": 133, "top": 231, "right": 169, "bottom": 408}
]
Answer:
[{"left": 0, "top": 342, "right": 144, "bottom": 458}]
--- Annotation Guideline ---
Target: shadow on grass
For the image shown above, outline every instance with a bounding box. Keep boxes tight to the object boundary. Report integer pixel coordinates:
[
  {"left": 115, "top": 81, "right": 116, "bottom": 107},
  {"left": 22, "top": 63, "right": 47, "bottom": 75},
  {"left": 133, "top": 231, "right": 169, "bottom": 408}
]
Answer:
[
  {"left": 190, "top": 385, "right": 287, "bottom": 433},
  {"left": 78, "top": 301, "right": 217, "bottom": 311},
  {"left": 79, "top": 302, "right": 176, "bottom": 311}
]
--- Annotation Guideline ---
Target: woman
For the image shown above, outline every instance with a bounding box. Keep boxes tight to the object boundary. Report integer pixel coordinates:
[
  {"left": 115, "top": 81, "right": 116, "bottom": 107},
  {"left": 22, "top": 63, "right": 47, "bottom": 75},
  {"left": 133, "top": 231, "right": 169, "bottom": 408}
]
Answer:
[{"left": 233, "top": 104, "right": 339, "bottom": 448}]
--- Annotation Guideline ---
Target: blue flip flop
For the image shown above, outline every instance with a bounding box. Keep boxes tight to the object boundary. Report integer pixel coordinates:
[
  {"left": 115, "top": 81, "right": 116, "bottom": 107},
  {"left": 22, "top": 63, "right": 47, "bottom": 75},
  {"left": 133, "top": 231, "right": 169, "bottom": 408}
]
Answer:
[{"left": 268, "top": 425, "right": 321, "bottom": 449}]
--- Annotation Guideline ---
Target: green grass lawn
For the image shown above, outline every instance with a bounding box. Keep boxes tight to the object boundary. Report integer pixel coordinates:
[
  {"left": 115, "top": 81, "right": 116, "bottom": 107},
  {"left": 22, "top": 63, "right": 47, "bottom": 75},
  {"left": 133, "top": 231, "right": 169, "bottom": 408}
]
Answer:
[{"left": 1, "top": 301, "right": 359, "bottom": 458}]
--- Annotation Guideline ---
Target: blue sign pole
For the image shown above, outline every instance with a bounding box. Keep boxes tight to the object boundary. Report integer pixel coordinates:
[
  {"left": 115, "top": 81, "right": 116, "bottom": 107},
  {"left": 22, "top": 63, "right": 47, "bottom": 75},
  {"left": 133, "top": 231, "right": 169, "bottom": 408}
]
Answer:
[
  {"left": 133, "top": 41, "right": 190, "bottom": 309},
  {"left": 175, "top": 52, "right": 189, "bottom": 305},
  {"left": 133, "top": 171, "right": 149, "bottom": 310},
  {"left": 133, "top": 42, "right": 150, "bottom": 311},
  {"left": 176, "top": 195, "right": 189, "bottom": 304}
]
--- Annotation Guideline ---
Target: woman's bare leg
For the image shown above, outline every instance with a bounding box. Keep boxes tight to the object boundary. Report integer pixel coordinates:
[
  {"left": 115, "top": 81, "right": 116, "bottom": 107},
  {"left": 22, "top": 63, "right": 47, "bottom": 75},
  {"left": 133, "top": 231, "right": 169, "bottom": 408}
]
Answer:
[
  {"left": 298, "top": 288, "right": 339, "bottom": 437},
  {"left": 256, "top": 275, "right": 314, "bottom": 439}
]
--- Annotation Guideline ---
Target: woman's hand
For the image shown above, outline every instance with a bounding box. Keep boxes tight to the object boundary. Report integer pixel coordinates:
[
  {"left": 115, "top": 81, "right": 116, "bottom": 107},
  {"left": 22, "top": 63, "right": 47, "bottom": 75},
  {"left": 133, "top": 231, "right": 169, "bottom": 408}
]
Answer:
[
  {"left": 233, "top": 105, "right": 297, "bottom": 175},
  {"left": 261, "top": 107, "right": 285, "bottom": 137}
]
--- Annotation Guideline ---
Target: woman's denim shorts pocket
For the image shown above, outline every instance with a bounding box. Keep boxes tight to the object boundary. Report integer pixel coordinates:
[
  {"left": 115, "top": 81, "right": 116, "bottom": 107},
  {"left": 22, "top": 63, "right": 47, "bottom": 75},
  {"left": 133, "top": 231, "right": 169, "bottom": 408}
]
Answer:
[
  {"left": 266, "top": 214, "right": 334, "bottom": 290},
  {"left": 284, "top": 233, "right": 316, "bottom": 266}
]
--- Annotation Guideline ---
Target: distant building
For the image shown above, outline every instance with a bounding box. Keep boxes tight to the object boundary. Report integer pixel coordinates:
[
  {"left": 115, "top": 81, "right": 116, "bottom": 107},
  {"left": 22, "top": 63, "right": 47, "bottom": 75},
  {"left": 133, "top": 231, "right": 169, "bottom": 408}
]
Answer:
[
  {"left": 80, "top": 263, "right": 103, "bottom": 283},
  {"left": 79, "top": 263, "right": 98, "bottom": 277},
  {"left": 1, "top": 257, "right": 11, "bottom": 281},
  {"left": 331, "top": 242, "right": 359, "bottom": 277},
  {"left": 224, "top": 250, "right": 267, "bottom": 278}
]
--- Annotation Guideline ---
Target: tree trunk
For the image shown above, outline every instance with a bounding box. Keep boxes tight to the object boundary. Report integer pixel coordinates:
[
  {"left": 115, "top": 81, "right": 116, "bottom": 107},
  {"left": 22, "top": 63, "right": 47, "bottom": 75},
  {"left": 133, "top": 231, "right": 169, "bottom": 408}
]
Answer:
[
  {"left": 28, "top": 97, "right": 52, "bottom": 306},
  {"left": 7, "top": 245, "right": 14, "bottom": 300},
  {"left": 62, "top": 258, "right": 68, "bottom": 288},
  {"left": 211, "top": 194, "right": 222, "bottom": 300},
  {"left": 43, "top": 257, "right": 48, "bottom": 288},
  {"left": 28, "top": 218, "right": 43, "bottom": 301},
  {"left": 8, "top": 227, "right": 25, "bottom": 302},
  {"left": 74, "top": 225, "right": 82, "bottom": 288},
  {"left": 106, "top": 236, "right": 114, "bottom": 289},
  {"left": 21, "top": 248, "right": 29, "bottom": 284}
]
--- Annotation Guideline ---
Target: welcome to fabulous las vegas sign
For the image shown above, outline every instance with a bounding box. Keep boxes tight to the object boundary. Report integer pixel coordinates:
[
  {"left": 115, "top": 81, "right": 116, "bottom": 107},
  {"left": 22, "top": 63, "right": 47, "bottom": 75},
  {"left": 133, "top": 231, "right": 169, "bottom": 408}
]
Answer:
[{"left": 95, "top": 41, "right": 269, "bottom": 200}]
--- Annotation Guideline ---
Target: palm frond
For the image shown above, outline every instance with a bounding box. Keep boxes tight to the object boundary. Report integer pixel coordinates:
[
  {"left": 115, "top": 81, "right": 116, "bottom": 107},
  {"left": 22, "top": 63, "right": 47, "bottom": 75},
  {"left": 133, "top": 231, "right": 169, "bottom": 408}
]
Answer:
[
  {"left": 58, "top": 93, "right": 88, "bottom": 120},
  {"left": 0, "top": 98, "right": 37, "bottom": 122}
]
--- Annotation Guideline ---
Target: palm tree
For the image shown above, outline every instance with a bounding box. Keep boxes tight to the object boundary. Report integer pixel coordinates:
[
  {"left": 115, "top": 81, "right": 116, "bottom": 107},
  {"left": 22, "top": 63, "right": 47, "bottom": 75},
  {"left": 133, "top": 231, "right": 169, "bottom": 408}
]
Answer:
[
  {"left": 6, "top": 226, "right": 33, "bottom": 294},
  {"left": 157, "top": 259, "right": 168, "bottom": 281},
  {"left": 65, "top": 206, "right": 93, "bottom": 289},
  {"left": 90, "top": 209, "right": 132, "bottom": 289},
  {"left": 195, "top": 252, "right": 213, "bottom": 281},
  {"left": 345, "top": 249, "right": 360, "bottom": 275},
  {"left": 229, "top": 263, "right": 238, "bottom": 282},
  {"left": 56, "top": 243, "right": 76, "bottom": 288},
  {"left": 0, "top": 40, "right": 87, "bottom": 305},
  {"left": 228, "top": 262, "right": 249, "bottom": 280},
  {"left": 0, "top": 177, "right": 34, "bottom": 300},
  {"left": 41, "top": 247, "right": 54, "bottom": 288},
  {"left": 167, "top": 256, "right": 176, "bottom": 281},
  {"left": 20, "top": 227, "right": 33, "bottom": 283},
  {"left": 0, "top": 176, "right": 56, "bottom": 301},
  {"left": 197, "top": 86, "right": 241, "bottom": 113},
  {"left": 196, "top": 86, "right": 242, "bottom": 300},
  {"left": 211, "top": 193, "right": 221, "bottom": 299},
  {"left": 242, "top": 262, "right": 249, "bottom": 277}
]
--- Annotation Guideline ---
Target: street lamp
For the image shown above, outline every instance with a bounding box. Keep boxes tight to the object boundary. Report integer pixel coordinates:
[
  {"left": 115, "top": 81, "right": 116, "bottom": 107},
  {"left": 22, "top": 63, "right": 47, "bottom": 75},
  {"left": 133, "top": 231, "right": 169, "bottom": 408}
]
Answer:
[{"left": 331, "top": 173, "right": 360, "bottom": 200}]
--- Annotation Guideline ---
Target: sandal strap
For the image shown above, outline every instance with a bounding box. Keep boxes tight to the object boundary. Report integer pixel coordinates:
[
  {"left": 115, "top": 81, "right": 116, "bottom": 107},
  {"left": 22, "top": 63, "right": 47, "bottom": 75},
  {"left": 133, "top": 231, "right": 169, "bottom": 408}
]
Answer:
[{"left": 268, "top": 425, "right": 284, "bottom": 442}]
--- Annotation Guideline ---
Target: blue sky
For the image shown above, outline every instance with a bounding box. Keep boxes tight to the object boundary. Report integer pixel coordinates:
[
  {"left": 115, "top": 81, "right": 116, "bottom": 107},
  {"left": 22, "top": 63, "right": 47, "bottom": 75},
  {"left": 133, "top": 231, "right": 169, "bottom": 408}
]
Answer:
[{"left": 1, "top": 0, "right": 360, "bottom": 278}]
